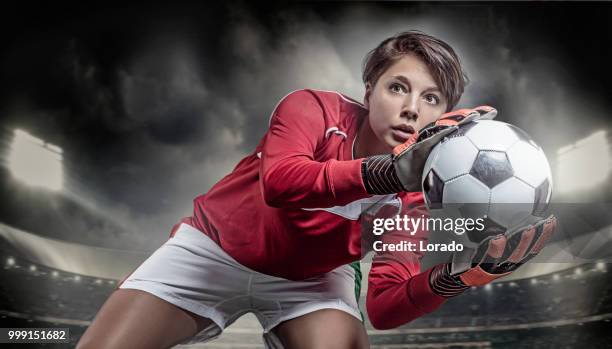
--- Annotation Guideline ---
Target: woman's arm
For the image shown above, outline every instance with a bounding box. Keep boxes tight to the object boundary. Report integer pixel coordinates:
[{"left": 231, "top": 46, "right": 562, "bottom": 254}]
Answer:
[
  {"left": 365, "top": 195, "right": 447, "bottom": 330},
  {"left": 366, "top": 254, "right": 447, "bottom": 330},
  {"left": 260, "top": 89, "right": 371, "bottom": 209}
]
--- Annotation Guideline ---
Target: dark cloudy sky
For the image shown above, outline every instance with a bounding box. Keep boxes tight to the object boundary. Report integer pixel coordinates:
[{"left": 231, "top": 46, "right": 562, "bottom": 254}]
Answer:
[{"left": 1, "top": 1, "right": 611, "bottom": 250}]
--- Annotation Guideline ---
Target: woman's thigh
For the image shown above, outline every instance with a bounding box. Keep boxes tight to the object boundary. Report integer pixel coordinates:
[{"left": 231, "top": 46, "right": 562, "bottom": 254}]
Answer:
[
  {"left": 76, "top": 288, "right": 214, "bottom": 349},
  {"left": 272, "top": 309, "right": 369, "bottom": 349}
]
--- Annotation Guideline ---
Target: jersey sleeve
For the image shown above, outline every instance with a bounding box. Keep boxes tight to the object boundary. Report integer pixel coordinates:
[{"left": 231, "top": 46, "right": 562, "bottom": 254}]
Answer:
[
  {"left": 365, "top": 193, "right": 448, "bottom": 330},
  {"left": 259, "top": 89, "right": 371, "bottom": 209}
]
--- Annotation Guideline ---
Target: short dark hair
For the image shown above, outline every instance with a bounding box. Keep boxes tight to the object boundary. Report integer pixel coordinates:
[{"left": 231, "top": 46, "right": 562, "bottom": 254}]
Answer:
[{"left": 362, "top": 30, "right": 468, "bottom": 111}]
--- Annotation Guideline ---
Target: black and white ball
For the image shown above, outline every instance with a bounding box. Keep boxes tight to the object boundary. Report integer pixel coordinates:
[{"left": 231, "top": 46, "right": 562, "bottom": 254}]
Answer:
[{"left": 422, "top": 120, "right": 553, "bottom": 245}]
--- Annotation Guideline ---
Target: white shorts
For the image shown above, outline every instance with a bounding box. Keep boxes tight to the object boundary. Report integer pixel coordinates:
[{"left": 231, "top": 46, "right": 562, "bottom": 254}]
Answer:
[{"left": 118, "top": 223, "right": 363, "bottom": 348}]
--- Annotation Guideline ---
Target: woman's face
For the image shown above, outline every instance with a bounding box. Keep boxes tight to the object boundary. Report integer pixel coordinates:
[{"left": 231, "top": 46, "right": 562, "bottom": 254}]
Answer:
[{"left": 364, "top": 53, "right": 449, "bottom": 150}]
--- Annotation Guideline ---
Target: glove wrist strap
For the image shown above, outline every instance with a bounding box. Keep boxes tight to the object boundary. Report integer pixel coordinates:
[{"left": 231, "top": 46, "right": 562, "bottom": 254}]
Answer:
[
  {"left": 362, "top": 154, "right": 404, "bottom": 194},
  {"left": 429, "top": 263, "right": 470, "bottom": 298}
]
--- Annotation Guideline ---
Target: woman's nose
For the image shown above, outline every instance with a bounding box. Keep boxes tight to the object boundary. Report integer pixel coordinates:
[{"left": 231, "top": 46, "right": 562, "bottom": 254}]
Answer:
[
  {"left": 401, "top": 97, "right": 419, "bottom": 121},
  {"left": 400, "top": 109, "right": 418, "bottom": 121}
]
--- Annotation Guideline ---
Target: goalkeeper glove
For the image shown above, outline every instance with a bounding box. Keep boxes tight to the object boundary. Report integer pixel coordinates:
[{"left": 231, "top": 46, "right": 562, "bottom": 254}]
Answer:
[
  {"left": 362, "top": 106, "right": 497, "bottom": 194},
  {"left": 429, "top": 215, "right": 558, "bottom": 297}
]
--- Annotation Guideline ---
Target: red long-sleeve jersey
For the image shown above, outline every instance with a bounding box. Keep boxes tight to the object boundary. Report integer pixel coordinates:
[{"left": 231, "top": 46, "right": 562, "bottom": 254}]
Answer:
[{"left": 173, "top": 89, "right": 447, "bottom": 329}]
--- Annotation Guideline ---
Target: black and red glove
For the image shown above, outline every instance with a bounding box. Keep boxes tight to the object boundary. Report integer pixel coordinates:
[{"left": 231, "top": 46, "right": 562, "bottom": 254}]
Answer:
[
  {"left": 362, "top": 106, "right": 497, "bottom": 194},
  {"left": 429, "top": 215, "right": 558, "bottom": 297}
]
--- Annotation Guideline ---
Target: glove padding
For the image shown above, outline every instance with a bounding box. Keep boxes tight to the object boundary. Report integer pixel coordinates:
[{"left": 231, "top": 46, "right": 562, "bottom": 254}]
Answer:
[
  {"left": 429, "top": 215, "right": 558, "bottom": 297},
  {"left": 393, "top": 106, "right": 497, "bottom": 192}
]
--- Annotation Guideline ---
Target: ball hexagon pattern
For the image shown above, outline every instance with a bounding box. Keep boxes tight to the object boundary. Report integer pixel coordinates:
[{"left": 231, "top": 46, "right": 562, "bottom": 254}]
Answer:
[
  {"left": 423, "top": 169, "right": 445, "bottom": 209},
  {"left": 421, "top": 119, "right": 553, "bottom": 244},
  {"left": 430, "top": 136, "right": 479, "bottom": 181},
  {"left": 506, "top": 141, "right": 552, "bottom": 188},
  {"left": 443, "top": 174, "right": 490, "bottom": 220},
  {"left": 423, "top": 139, "right": 442, "bottom": 176},
  {"left": 464, "top": 119, "right": 521, "bottom": 151},
  {"left": 533, "top": 178, "right": 552, "bottom": 216},
  {"left": 469, "top": 151, "right": 514, "bottom": 188},
  {"left": 488, "top": 177, "right": 536, "bottom": 229}
]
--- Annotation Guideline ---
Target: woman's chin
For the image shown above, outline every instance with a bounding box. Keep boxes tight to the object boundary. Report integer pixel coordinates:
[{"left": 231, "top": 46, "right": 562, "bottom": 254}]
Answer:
[{"left": 382, "top": 137, "right": 400, "bottom": 151}]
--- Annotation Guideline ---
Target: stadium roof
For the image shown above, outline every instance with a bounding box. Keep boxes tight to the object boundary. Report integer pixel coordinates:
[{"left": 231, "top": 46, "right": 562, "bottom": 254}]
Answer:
[{"left": 0, "top": 222, "right": 148, "bottom": 279}]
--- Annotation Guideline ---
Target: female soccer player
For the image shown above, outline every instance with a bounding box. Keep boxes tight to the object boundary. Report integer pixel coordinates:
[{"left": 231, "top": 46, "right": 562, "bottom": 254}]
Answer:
[{"left": 77, "top": 31, "right": 556, "bottom": 349}]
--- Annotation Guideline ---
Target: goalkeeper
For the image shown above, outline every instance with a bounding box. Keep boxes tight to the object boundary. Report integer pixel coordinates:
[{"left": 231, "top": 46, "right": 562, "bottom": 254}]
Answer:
[{"left": 78, "top": 30, "right": 557, "bottom": 349}]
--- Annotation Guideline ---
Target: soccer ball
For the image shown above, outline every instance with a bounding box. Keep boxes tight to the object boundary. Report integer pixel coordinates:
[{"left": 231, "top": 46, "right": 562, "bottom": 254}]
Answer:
[{"left": 421, "top": 120, "right": 552, "bottom": 245}]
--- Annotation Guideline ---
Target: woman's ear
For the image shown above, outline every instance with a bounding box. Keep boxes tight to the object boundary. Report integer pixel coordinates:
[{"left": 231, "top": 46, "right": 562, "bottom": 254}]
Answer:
[{"left": 363, "top": 82, "right": 372, "bottom": 110}]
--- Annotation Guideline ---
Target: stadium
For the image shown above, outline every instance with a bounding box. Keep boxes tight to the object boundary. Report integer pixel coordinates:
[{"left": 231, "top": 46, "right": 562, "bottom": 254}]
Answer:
[
  {"left": 1, "top": 2, "right": 612, "bottom": 348},
  {"left": 0, "top": 127, "right": 611, "bottom": 348}
]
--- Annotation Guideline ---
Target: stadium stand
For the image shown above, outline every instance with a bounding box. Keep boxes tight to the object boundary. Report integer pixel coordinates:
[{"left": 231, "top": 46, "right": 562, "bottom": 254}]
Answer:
[{"left": 1, "top": 224, "right": 611, "bottom": 348}]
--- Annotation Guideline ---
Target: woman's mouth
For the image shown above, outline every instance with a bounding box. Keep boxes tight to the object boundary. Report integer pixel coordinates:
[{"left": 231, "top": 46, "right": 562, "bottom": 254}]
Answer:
[{"left": 391, "top": 125, "right": 415, "bottom": 143}]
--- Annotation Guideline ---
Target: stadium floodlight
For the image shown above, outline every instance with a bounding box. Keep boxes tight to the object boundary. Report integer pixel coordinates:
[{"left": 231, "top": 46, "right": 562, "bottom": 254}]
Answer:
[
  {"left": 556, "top": 130, "right": 611, "bottom": 194},
  {"left": 7, "top": 129, "right": 64, "bottom": 191},
  {"left": 6, "top": 257, "right": 15, "bottom": 266},
  {"left": 596, "top": 262, "right": 606, "bottom": 271}
]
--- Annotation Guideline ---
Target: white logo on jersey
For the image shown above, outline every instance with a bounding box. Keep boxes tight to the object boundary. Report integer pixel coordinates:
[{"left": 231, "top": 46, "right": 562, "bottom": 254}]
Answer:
[{"left": 302, "top": 194, "right": 402, "bottom": 220}]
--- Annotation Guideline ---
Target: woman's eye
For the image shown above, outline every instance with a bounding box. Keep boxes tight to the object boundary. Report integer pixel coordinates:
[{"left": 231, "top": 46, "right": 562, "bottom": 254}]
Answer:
[
  {"left": 390, "top": 83, "right": 407, "bottom": 94},
  {"left": 424, "top": 94, "right": 440, "bottom": 105}
]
